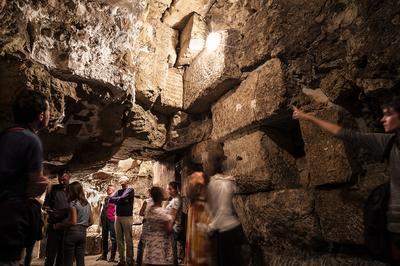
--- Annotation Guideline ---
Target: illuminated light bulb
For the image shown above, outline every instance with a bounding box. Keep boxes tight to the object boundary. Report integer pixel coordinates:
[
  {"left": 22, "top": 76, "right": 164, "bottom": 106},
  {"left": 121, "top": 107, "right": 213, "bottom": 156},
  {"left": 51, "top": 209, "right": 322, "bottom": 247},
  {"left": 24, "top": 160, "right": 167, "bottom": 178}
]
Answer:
[
  {"left": 189, "top": 38, "right": 205, "bottom": 51},
  {"left": 206, "top": 32, "right": 222, "bottom": 51}
]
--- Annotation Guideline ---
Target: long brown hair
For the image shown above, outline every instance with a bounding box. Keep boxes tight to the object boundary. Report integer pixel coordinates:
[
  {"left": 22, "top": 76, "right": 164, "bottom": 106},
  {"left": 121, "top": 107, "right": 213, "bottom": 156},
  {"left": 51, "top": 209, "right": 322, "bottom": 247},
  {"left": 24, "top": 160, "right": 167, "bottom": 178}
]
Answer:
[
  {"left": 67, "top": 181, "right": 89, "bottom": 206},
  {"left": 186, "top": 171, "right": 208, "bottom": 203}
]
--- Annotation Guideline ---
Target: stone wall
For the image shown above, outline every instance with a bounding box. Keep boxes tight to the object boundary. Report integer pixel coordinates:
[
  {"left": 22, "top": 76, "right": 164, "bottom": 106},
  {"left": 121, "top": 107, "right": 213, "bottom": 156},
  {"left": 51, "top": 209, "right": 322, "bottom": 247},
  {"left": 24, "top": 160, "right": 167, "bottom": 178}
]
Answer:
[
  {"left": 168, "top": 0, "right": 399, "bottom": 264},
  {"left": 1, "top": 0, "right": 400, "bottom": 264}
]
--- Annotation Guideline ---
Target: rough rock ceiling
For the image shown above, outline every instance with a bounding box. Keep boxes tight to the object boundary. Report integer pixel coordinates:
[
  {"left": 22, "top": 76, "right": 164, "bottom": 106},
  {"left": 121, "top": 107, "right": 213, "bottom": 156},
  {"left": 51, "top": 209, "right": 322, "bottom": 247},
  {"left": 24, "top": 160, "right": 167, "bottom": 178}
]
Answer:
[{"left": 1, "top": 0, "right": 400, "bottom": 173}]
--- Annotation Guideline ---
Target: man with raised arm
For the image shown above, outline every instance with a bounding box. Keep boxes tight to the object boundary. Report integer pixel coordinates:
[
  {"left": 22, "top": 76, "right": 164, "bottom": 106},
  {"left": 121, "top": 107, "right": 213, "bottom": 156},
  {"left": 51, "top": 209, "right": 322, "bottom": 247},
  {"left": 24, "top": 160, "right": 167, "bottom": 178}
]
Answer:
[{"left": 292, "top": 99, "right": 400, "bottom": 262}]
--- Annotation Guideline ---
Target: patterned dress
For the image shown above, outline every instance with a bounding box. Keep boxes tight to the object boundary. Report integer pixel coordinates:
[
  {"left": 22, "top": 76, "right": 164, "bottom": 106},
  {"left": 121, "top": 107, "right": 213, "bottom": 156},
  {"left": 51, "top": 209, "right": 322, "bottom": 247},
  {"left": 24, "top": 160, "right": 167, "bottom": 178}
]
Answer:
[{"left": 143, "top": 206, "right": 174, "bottom": 265}]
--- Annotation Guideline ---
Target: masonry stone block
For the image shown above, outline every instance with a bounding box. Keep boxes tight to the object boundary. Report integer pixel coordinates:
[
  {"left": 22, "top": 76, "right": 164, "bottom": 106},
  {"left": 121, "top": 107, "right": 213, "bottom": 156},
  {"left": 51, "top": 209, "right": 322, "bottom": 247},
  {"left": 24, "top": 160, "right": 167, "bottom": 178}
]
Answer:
[
  {"left": 164, "top": 111, "right": 212, "bottom": 150},
  {"left": 233, "top": 189, "right": 320, "bottom": 249},
  {"left": 299, "top": 106, "right": 354, "bottom": 186},
  {"left": 211, "top": 58, "right": 287, "bottom": 141},
  {"left": 183, "top": 29, "right": 241, "bottom": 113},
  {"left": 224, "top": 130, "right": 299, "bottom": 194},
  {"left": 176, "top": 13, "right": 207, "bottom": 66}
]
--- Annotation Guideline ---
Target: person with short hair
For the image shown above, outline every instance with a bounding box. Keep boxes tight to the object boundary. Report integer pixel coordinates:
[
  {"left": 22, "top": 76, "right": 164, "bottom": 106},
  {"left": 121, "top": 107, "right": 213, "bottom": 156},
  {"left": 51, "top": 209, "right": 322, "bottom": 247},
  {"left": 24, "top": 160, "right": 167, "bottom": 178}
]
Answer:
[
  {"left": 98, "top": 185, "right": 117, "bottom": 262},
  {"left": 292, "top": 98, "right": 400, "bottom": 263},
  {"left": 44, "top": 171, "right": 71, "bottom": 266},
  {"left": 110, "top": 176, "right": 135, "bottom": 266},
  {"left": 0, "top": 90, "right": 50, "bottom": 265}
]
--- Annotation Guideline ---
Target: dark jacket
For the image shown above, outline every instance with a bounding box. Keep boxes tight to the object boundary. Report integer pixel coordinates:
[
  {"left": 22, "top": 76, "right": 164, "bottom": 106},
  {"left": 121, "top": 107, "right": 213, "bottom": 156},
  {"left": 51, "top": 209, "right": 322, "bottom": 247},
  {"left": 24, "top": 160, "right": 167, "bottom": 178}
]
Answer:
[{"left": 109, "top": 187, "right": 134, "bottom": 217}]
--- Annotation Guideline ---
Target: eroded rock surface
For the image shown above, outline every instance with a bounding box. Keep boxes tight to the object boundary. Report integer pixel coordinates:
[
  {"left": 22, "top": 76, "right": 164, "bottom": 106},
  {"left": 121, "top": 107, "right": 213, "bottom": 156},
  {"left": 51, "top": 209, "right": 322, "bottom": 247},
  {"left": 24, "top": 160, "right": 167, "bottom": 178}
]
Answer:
[{"left": 2, "top": 0, "right": 400, "bottom": 263}]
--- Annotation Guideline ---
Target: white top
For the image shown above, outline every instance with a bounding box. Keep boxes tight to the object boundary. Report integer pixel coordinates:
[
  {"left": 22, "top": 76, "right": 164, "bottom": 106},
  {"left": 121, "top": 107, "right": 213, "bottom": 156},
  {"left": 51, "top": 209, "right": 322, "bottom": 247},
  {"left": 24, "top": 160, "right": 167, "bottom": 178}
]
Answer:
[
  {"left": 166, "top": 195, "right": 182, "bottom": 228},
  {"left": 207, "top": 174, "right": 241, "bottom": 232}
]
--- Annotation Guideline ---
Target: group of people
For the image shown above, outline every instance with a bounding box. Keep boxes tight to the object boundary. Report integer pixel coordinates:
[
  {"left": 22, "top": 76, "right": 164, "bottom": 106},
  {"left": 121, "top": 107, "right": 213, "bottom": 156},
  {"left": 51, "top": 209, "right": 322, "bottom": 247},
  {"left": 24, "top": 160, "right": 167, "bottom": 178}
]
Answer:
[
  {"left": 0, "top": 90, "right": 94, "bottom": 266},
  {"left": 43, "top": 172, "right": 94, "bottom": 266},
  {"left": 97, "top": 176, "right": 135, "bottom": 266},
  {"left": 1, "top": 89, "right": 400, "bottom": 265},
  {"left": 98, "top": 180, "right": 183, "bottom": 266},
  {"left": 98, "top": 170, "right": 246, "bottom": 266}
]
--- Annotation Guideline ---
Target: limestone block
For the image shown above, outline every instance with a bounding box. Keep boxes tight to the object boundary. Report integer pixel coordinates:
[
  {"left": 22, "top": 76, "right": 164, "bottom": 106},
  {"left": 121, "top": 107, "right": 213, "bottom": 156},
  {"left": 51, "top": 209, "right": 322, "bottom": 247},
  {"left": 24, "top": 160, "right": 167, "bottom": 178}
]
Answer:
[
  {"left": 162, "top": 0, "right": 215, "bottom": 29},
  {"left": 316, "top": 189, "right": 364, "bottom": 244},
  {"left": 233, "top": 189, "right": 319, "bottom": 249},
  {"left": 299, "top": 106, "right": 354, "bottom": 186},
  {"left": 164, "top": 111, "right": 212, "bottom": 151},
  {"left": 211, "top": 58, "right": 287, "bottom": 141},
  {"left": 224, "top": 131, "right": 299, "bottom": 194},
  {"left": 183, "top": 29, "right": 241, "bottom": 113},
  {"left": 135, "top": 23, "right": 179, "bottom": 108},
  {"left": 155, "top": 68, "right": 184, "bottom": 114},
  {"left": 176, "top": 13, "right": 207, "bottom": 66}
]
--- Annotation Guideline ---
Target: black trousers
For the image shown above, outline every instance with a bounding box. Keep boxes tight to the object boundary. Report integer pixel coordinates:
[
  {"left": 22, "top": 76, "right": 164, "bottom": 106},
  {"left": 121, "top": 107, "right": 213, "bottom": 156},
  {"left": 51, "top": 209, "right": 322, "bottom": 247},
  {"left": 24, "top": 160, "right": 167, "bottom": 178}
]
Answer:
[
  {"left": 101, "top": 218, "right": 117, "bottom": 258},
  {"left": 44, "top": 226, "right": 64, "bottom": 266},
  {"left": 0, "top": 198, "right": 34, "bottom": 262},
  {"left": 216, "top": 225, "right": 245, "bottom": 266}
]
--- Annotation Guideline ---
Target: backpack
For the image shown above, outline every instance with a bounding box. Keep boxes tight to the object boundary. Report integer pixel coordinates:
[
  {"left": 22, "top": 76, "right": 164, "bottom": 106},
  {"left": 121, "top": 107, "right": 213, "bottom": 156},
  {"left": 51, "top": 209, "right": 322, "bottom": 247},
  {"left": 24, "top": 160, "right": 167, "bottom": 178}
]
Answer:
[{"left": 363, "top": 135, "right": 397, "bottom": 262}]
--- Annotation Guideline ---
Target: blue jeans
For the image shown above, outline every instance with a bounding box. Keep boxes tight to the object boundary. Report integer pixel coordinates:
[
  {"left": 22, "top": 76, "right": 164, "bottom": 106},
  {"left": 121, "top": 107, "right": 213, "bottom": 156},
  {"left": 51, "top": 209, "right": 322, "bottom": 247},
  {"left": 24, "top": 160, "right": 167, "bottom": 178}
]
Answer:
[{"left": 101, "top": 219, "right": 117, "bottom": 258}]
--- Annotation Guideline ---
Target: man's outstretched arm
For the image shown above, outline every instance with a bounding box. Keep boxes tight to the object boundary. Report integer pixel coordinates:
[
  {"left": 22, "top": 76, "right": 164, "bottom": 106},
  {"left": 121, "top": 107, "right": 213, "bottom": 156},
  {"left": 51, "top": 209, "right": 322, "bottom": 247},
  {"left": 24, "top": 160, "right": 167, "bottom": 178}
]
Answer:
[
  {"left": 292, "top": 106, "right": 391, "bottom": 157},
  {"left": 292, "top": 106, "right": 342, "bottom": 135}
]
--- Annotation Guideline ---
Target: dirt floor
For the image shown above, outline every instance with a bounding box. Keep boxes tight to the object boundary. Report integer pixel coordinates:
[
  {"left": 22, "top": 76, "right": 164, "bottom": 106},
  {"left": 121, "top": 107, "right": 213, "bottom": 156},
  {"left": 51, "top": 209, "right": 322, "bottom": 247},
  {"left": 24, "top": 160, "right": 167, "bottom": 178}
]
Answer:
[{"left": 31, "top": 255, "right": 118, "bottom": 266}]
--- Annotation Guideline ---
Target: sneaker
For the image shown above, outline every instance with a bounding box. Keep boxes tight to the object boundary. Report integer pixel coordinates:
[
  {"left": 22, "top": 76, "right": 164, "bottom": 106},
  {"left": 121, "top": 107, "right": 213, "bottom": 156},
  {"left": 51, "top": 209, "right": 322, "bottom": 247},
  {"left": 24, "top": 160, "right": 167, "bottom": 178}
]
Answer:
[{"left": 96, "top": 255, "right": 107, "bottom": 261}]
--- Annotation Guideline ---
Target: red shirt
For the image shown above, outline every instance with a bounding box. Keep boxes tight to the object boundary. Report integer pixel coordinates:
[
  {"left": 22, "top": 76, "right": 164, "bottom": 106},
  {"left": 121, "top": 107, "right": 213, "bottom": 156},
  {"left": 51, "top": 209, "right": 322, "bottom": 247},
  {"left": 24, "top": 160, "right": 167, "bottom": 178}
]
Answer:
[{"left": 107, "top": 202, "right": 116, "bottom": 221}]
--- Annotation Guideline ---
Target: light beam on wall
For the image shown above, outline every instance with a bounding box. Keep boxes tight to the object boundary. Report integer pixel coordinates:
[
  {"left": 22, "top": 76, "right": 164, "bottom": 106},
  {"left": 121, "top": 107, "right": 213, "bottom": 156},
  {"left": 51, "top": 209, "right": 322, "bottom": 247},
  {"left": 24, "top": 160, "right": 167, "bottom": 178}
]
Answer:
[{"left": 206, "top": 32, "right": 222, "bottom": 51}]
